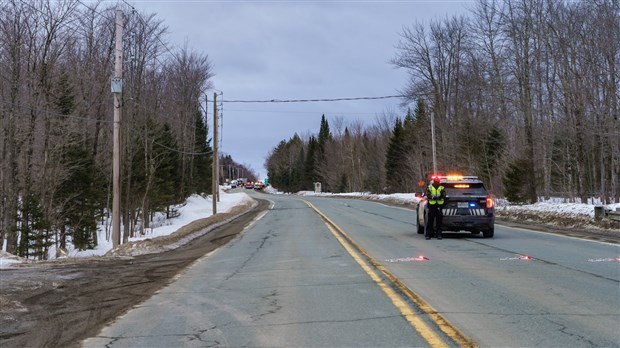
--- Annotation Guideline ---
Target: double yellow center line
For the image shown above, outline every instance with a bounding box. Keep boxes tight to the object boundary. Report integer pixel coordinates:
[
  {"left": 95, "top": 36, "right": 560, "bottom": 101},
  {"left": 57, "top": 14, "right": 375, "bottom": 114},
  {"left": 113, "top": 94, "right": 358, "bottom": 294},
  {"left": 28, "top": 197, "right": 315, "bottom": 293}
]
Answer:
[{"left": 304, "top": 200, "right": 476, "bottom": 348}]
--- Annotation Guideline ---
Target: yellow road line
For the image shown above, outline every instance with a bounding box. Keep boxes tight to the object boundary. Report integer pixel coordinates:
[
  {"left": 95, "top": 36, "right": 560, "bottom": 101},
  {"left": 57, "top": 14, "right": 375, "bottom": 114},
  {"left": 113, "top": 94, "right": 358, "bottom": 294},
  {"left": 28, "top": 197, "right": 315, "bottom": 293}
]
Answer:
[{"left": 305, "top": 200, "right": 468, "bottom": 348}]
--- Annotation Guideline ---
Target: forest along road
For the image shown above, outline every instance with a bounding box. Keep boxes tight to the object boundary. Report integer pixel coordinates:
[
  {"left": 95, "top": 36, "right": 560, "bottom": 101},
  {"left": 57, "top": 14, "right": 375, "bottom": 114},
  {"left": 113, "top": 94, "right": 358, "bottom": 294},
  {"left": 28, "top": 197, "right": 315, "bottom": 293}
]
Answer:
[{"left": 81, "top": 193, "right": 620, "bottom": 348}]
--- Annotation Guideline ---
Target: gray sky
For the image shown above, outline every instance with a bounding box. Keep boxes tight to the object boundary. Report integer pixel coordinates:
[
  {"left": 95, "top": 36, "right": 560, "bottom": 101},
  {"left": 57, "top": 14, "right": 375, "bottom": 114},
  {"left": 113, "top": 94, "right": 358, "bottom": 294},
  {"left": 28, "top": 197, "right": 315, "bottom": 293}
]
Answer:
[{"left": 133, "top": 0, "right": 469, "bottom": 179}]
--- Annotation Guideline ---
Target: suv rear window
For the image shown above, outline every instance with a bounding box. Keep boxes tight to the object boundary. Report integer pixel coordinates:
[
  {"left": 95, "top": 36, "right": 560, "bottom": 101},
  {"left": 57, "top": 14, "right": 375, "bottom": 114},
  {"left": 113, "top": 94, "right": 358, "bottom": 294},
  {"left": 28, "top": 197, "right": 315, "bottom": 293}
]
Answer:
[{"left": 443, "top": 183, "right": 488, "bottom": 196}]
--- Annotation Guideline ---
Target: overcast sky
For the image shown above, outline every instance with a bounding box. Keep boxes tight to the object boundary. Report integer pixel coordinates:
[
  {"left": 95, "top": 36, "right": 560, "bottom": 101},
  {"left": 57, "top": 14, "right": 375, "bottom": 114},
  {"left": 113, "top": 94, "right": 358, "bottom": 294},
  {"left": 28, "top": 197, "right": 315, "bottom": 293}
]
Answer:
[{"left": 133, "top": 0, "right": 469, "bottom": 179}]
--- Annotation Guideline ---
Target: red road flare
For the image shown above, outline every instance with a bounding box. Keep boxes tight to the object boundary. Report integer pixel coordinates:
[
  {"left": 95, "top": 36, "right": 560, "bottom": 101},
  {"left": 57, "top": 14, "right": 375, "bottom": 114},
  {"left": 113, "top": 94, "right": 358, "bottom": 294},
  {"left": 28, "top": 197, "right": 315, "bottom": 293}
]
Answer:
[{"left": 386, "top": 256, "right": 429, "bottom": 262}]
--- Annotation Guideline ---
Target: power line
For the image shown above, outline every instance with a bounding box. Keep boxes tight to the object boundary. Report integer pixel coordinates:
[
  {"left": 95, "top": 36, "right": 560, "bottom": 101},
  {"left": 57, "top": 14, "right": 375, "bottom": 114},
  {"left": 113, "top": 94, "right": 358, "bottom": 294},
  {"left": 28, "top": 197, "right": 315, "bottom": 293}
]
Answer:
[
  {"left": 76, "top": 0, "right": 106, "bottom": 16},
  {"left": 222, "top": 108, "right": 385, "bottom": 115},
  {"left": 221, "top": 95, "right": 407, "bottom": 103}
]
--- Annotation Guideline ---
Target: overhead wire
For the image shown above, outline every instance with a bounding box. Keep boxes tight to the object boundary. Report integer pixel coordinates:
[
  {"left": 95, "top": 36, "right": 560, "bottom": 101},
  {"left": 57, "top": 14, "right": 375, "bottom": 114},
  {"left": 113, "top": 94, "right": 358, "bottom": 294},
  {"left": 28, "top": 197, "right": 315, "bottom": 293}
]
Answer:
[{"left": 220, "top": 95, "right": 407, "bottom": 103}]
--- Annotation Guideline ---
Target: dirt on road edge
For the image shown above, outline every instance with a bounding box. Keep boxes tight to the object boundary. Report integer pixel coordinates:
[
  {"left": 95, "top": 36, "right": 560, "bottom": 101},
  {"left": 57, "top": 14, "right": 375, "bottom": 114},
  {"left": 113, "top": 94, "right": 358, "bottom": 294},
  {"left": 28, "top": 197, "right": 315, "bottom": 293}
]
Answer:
[{"left": 0, "top": 198, "right": 270, "bottom": 348}]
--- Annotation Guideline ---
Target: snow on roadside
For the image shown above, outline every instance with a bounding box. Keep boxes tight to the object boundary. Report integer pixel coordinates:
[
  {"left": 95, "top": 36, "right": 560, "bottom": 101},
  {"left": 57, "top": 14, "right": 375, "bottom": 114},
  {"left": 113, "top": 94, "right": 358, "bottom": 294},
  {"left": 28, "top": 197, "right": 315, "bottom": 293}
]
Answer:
[
  {"left": 0, "top": 251, "right": 29, "bottom": 268},
  {"left": 498, "top": 201, "right": 620, "bottom": 218},
  {"left": 2, "top": 187, "right": 617, "bottom": 268},
  {"left": 1, "top": 188, "right": 252, "bottom": 268}
]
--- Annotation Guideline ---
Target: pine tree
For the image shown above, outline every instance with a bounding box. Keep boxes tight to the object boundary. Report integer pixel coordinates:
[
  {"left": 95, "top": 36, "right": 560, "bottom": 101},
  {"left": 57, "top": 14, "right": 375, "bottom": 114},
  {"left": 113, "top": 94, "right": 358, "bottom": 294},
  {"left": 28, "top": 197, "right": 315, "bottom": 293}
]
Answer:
[
  {"left": 190, "top": 112, "right": 213, "bottom": 195},
  {"left": 503, "top": 158, "right": 529, "bottom": 204},
  {"left": 54, "top": 133, "right": 105, "bottom": 251},
  {"left": 480, "top": 126, "right": 505, "bottom": 190},
  {"left": 17, "top": 192, "right": 50, "bottom": 259},
  {"left": 151, "top": 123, "right": 182, "bottom": 213},
  {"left": 385, "top": 118, "right": 406, "bottom": 193},
  {"left": 303, "top": 136, "right": 318, "bottom": 190},
  {"left": 317, "top": 115, "right": 332, "bottom": 190},
  {"left": 318, "top": 114, "right": 332, "bottom": 154},
  {"left": 291, "top": 146, "right": 305, "bottom": 192},
  {"left": 53, "top": 72, "right": 75, "bottom": 116},
  {"left": 267, "top": 140, "right": 288, "bottom": 191}
]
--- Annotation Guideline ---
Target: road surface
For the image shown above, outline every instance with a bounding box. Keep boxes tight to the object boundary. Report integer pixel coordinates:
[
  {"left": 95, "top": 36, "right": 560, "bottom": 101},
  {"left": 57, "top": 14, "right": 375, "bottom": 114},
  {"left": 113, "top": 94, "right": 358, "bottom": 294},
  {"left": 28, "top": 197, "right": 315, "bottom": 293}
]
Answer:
[{"left": 82, "top": 192, "right": 620, "bottom": 347}]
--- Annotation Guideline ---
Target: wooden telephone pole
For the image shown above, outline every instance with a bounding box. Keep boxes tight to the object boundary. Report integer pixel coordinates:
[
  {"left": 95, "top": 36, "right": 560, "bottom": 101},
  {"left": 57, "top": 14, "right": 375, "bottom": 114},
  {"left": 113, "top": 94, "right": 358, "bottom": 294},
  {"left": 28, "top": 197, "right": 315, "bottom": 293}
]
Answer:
[
  {"left": 212, "top": 93, "right": 218, "bottom": 215},
  {"left": 111, "top": 9, "right": 123, "bottom": 247}
]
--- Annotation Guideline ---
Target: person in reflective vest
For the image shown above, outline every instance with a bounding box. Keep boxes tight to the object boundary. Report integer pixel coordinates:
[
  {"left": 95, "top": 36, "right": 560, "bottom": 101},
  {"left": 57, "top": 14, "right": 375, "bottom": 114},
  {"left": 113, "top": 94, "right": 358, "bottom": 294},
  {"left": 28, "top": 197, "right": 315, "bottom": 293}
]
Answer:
[{"left": 425, "top": 178, "right": 446, "bottom": 240}]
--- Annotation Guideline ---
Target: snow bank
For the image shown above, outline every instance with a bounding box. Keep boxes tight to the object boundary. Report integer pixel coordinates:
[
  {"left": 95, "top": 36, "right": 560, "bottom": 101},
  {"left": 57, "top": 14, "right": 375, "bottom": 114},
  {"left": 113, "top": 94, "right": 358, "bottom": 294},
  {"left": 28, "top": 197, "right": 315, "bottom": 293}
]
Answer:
[{"left": 1, "top": 189, "right": 252, "bottom": 268}]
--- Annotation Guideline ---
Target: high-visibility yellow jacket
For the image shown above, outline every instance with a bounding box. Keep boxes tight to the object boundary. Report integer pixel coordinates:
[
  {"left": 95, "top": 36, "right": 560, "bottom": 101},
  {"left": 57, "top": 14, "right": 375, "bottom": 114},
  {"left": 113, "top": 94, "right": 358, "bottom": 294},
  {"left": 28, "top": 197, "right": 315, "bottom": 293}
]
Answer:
[{"left": 426, "top": 184, "right": 445, "bottom": 205}]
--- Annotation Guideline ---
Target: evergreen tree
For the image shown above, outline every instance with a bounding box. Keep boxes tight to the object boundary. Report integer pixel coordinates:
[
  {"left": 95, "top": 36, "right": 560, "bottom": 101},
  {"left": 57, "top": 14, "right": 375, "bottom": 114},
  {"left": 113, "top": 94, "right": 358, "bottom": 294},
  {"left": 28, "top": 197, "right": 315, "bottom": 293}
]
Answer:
[
  {"left": 17, "top": 192, "right": 50, "bottom": 259},
  {"left": 318, "top": 114, "right": 332, "bottom": 154},
  {"left": 151, "top": 123, "right": 182, "bottom": 213},
  {"left": 286, "top": 134, "right": 304, "bottom": 192},
  {"left": 402, "top": 108, "right": 415, "bottom": 147},
  {"left": 54, "top": 133, "right": 105, "bottom": 251},
  {"left": 303, "top": 136, "right": 318, "bottom": 190},
  {"left": 385, "top": 118, "right": 406, "bottom": 193},
  {"left": 190, "top": 112, "right": 213, "bottom": 195},
  {"left": 53, "top": 72, "right": 75, "bottom": 116},
  {"left": 267, "top": 140, "right": 288, "bottom": 191},
  {"left": 317, "top": 115, "right": 332, "bottom": 190},
  {"left": 503, "top": 158, "right": 530, "bottom": 204},
  {"left": 337, "top": 173, "right": 348, "bottom": 193},
  {"left": 480, "top": 126, "right": 506, "bottom": 190}
]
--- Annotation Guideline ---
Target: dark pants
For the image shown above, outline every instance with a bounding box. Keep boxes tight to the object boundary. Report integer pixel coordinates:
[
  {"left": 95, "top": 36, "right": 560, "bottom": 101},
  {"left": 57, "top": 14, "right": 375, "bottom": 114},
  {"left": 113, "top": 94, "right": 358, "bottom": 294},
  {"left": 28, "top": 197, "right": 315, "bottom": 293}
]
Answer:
[{"left": 425, "top": 205, "right": 443, "bottom": 238}]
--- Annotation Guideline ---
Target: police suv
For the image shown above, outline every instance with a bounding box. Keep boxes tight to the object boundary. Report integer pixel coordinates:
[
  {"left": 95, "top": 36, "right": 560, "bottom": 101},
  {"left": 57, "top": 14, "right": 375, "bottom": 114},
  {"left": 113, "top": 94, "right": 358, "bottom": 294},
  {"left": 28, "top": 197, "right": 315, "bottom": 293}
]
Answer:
[{"left": 416, "top": 175, "right": 495, "bottom": 238}]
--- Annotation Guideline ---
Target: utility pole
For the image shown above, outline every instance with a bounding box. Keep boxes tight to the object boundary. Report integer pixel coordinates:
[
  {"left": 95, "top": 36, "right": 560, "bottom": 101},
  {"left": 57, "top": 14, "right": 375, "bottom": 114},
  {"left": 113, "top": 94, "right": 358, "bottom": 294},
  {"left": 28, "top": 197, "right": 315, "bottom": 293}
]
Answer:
[
  {"left": 212, "top": 92, "right": 218, "bottom": 214},
  {"left": 430, "top": 111, "right": 437, "bottom": 175},
  {"left": 111, "top": 9, "right": 123, "bottom": 248}
]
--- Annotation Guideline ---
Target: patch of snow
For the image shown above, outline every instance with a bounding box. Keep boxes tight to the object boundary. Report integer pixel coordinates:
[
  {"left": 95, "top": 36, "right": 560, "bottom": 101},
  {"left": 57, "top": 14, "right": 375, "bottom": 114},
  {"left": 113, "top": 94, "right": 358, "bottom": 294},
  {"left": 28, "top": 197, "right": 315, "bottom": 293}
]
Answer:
[
  {"left": 1, "top": 188, "right": 252, "bottom": 268},
  {"left": 0, "top": 251, "right": 28, "bottom": 268}
]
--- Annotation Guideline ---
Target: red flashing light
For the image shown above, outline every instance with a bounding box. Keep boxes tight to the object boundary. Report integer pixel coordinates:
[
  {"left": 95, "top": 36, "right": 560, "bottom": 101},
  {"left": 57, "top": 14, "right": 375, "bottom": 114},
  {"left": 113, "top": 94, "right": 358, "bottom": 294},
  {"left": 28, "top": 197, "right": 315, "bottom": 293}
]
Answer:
[
  {"left": 520, "top": 255, "right": 532, "bottom": 260},
  {"left": 486, "top": 197, "right": 494, "bottom": 208}
]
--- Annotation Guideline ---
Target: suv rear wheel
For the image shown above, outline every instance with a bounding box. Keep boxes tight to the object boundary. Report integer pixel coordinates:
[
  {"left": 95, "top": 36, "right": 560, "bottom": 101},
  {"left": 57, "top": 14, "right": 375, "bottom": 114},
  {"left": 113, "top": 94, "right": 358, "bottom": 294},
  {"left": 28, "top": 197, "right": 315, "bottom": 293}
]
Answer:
[{"left": 483, "top": 227, "right": 494, "bottom": 238}]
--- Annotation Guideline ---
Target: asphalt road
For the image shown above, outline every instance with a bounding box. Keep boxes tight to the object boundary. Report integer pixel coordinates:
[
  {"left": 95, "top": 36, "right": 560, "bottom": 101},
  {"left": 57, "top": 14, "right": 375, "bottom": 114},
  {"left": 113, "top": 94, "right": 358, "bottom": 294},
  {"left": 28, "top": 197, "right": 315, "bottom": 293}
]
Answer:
[{"left": 82, "top": 192, "right": 620, "bottom": 347}]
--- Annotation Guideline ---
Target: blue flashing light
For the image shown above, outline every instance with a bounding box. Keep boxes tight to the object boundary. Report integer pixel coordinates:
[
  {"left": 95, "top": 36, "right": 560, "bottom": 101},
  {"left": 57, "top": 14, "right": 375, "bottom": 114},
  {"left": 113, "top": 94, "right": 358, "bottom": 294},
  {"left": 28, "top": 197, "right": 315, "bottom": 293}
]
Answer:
[{"left": 469, "top": 202, "right": 477, "bottom": 208}]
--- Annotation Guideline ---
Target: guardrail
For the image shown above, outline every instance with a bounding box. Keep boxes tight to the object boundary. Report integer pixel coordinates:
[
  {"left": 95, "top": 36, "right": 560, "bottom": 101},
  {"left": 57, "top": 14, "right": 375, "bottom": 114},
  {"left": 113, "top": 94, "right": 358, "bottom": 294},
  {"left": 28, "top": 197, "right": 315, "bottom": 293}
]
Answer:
[{"left": 594, "top": 206, "right": 620, "bottom": 221}]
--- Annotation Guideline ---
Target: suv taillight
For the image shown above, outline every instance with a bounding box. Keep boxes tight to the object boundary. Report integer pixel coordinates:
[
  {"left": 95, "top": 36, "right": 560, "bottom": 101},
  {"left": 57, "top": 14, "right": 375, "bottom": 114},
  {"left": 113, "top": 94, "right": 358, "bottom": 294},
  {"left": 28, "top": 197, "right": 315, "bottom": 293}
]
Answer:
[{"left": 486, "top": 197, "right": 494, "bottom": 209}]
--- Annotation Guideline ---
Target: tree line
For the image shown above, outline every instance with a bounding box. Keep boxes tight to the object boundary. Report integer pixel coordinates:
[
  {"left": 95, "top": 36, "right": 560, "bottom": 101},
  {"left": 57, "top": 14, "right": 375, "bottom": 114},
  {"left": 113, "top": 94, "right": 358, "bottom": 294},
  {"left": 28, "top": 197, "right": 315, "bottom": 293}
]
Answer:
[
  {"left": 0, "top": 1, "right": 215, "bottom": 259},
  {"left": 266, "top": 0, "right": 619, "bottom": 205}
]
